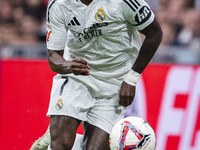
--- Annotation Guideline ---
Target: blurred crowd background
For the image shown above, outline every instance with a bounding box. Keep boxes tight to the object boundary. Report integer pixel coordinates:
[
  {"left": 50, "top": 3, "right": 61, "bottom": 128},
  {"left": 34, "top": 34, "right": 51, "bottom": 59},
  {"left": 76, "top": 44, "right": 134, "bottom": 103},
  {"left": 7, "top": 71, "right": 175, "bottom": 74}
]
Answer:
[{"left": 0, "top": 0, "right": 200, "bottom": 64}]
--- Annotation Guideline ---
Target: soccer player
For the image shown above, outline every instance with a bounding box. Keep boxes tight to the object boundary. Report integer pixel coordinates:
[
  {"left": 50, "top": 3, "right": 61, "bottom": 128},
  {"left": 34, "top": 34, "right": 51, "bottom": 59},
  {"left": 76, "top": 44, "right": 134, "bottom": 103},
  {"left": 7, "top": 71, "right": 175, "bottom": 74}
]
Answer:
[{"left": 44, "top": 0, "right": 162, "bottom": 149}]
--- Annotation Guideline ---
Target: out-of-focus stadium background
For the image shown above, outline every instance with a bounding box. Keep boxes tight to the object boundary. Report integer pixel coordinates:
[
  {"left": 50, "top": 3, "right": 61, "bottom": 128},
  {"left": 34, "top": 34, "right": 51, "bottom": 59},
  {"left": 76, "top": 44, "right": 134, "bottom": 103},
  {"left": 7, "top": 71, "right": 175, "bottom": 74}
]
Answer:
[
  {"left": 0, "top": 0, "right": 200, "bottom": 150},
  {"left": 0, "top": 0, "right": 200, "bottom": 63}
]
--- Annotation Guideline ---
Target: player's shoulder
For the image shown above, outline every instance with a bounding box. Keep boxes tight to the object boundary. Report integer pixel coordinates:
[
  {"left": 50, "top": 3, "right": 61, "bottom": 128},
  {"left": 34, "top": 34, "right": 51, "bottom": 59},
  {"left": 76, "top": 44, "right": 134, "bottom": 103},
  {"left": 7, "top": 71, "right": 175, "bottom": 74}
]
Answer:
[
  {"left": 107, "top": 0, "right": 125, "bottom": 6},
  {"left": 104, "top": 0, "right": 127, "bottom": 12},
  {"left": 110, "top": 0, "right": 149, "bottom": 9},
  {"left": 107, "top": 0, "right": 143, "bottom": 11},
  {"left": 108, "top": 0, "right": 141, "bottom": 5},
  {"left": 47, "top": 0, "right": 73, "bottom": 20},
  {"left": 47, "top": 0, "right": 72, "bottom": 11},
  {"left": 114, "top": 0, "right": 147, "bottom": 4}
]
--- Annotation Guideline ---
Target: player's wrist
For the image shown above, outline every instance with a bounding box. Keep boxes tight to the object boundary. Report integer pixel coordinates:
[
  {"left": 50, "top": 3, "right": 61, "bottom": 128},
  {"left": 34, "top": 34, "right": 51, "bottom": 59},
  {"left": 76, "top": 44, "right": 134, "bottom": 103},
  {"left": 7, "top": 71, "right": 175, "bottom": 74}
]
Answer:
[
  {"left": 124, "top": 70, "right": 141, "bottom": 86},
  {"left": 63, "top": 61, "right": 72, "bottom": 74}
]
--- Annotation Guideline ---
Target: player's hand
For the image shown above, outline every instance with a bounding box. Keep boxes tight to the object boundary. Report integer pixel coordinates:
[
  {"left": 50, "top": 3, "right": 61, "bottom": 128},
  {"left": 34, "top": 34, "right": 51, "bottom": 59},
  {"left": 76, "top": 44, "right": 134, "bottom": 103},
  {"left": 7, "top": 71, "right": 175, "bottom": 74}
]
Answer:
[
  {"left": 119, "top": 81, "right": 136, "bottom": 107},
  {"left": 68, "top": 58, "right": 90, "bottom": 75}
]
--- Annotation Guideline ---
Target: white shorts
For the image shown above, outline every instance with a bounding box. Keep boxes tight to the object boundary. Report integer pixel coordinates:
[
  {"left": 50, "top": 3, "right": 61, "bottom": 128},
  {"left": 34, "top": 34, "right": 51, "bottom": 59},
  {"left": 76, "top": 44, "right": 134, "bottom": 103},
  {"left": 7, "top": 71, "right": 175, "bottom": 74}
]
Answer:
[{"left": 47, "top": 74, "right": 126, "bottom": 134}]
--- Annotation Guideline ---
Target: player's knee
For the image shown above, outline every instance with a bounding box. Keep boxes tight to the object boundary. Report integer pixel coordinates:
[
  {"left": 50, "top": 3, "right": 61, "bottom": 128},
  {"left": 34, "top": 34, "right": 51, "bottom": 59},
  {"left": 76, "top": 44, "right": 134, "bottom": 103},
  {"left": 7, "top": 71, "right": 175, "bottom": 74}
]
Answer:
[
  {"left": 83, "top": 144, "right": 111, "bottom": 150},
  {"left": 51, "top": 139, "right": 74, "bottom": 150},
  {"left": 50, "top": 131, "right": 74, "bottom": 150},
  {"left": 82, "top": 137, "right": 110, "bottom": 150},
  {"left": 50, "top": 128, "right": 76, "bottom": 150}
]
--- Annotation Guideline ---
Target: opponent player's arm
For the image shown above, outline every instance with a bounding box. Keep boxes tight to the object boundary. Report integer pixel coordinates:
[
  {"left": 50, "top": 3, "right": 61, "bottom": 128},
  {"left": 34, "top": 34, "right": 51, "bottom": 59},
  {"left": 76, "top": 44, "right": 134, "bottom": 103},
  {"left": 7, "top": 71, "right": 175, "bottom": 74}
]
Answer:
[{"left": 47, "top": 49, "right": 90, "bottom": 75}]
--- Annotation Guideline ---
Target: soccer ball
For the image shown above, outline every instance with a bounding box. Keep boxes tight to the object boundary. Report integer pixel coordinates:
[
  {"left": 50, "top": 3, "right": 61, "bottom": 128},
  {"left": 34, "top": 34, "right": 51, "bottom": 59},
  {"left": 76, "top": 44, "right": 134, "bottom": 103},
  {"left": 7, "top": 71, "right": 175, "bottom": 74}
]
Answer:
[{"left": 109, "top": 116, "right": 156, "bottom": 150}]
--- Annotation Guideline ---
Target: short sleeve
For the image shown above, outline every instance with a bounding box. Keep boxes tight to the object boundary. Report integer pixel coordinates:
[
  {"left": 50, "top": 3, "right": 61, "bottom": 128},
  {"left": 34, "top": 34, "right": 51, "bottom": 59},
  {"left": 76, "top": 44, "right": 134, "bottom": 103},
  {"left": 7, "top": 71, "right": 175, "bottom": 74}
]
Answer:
[
  {"left": 46, "top": 1, "right": 68, "bottom": 50},
  {"left": 121, "top": 0, "right": 155, "bottom": 30}
]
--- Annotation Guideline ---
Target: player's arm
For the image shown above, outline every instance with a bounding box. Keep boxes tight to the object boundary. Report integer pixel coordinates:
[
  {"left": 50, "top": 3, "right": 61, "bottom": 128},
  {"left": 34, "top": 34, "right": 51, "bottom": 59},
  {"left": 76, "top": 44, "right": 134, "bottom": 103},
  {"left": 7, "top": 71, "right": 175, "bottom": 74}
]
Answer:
[
  {"left": 46, "top": 1, "right": 90, "bottom": 75},
  {"left": 118, "top": 0, "right": 163, "bottom": 106},
  {"left": 47, "top": 49, "right": 90, "bottom": 75},
  {"left": 119, "top": 18, "right": 162, "bottom": 107},
  {"left": 132, "top": 18, "right": 162, "bottom": 73}
]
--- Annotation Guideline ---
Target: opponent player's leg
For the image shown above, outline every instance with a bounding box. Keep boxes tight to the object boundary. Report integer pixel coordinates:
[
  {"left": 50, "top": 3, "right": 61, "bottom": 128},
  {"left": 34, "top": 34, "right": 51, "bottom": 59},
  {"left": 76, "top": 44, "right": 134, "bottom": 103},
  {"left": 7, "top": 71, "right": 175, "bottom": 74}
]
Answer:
[
  {"left": 82, "top": 122, "right": 110, "bottom": 150},
  {"left": 30, "top": 126, "right": 50, "bottom": 150},
  {"left": 50, "top": 115, "right": 81, "bottom": 150}
]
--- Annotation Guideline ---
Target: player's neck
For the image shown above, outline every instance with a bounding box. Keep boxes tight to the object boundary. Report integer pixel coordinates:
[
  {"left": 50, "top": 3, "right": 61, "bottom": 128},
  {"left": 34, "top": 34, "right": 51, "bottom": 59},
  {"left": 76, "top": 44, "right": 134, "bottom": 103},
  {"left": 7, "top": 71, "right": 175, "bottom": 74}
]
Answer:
[{"left": 80, "top": 0, "right": 93, "bottom": 6}]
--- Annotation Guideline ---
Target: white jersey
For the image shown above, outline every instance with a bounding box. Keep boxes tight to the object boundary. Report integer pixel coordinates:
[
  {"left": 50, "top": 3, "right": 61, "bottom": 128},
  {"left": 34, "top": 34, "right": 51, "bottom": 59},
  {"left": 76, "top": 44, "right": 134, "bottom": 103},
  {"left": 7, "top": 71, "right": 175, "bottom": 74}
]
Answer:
[{"left": 46, "top": 0, "right": 154, "bottom": 90}]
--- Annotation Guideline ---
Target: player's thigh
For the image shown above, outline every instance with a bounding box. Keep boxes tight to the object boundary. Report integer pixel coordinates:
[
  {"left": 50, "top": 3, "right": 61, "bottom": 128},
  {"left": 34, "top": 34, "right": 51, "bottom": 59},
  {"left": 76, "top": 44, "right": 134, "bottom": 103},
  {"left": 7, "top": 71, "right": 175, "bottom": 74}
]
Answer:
[
  {"left": 50, "top": 115, "right": 81, "bottom": 147},
  {"left": 82, "top": 122, "right": 110, "bottom": 150}
]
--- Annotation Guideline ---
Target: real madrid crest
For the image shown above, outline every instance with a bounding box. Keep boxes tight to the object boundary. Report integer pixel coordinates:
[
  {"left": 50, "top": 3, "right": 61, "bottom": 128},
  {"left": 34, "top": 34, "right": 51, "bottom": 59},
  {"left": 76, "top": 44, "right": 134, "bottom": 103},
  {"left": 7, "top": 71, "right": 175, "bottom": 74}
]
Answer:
[
  {"left": 95, "top": 7, "right": 106, "bottom": 22},
  {"left": 55, "top": 98, "right": 63, "bottom": 110}
]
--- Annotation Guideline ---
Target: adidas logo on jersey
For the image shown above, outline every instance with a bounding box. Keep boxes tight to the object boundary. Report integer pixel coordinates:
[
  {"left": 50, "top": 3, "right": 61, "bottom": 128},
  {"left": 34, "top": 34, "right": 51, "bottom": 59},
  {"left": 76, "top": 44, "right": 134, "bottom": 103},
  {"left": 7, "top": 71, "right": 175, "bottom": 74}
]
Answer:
[
  {"left": 68, "top": 17, "right": 81, "bottom": 26},
  {"left": 123, "top": 0, "right": 152, "bottom": 26},
  {"left": 123, "top": 0, "right": 141, "bottom": 12}
]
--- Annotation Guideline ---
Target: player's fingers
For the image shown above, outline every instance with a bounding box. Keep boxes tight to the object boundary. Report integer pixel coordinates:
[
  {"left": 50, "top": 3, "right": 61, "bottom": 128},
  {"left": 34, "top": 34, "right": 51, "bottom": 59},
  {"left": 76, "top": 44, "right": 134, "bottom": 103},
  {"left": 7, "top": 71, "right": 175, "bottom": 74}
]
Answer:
[
  {"left": 119, "top": 94, "right": 125, "bottom": 106},
  {"left": 119, "top": 98, "right": 127, "bottom": 107},
  {"left": 73, "top": 58, "right": 90, "bottom": 70},
  {"left": 71, "top": 62, "right": 89, "bottom": 69},
  {"left": 126, "top": 96, "right": 133, "bottom": 106},
  {"left": 119, "top": 94, "right": 134, "bottom": 107},
  {"left": 71, "top": 68, "right": 90, "bottom": 75},
  {"left": 73, "top": 58, "right": 89, "bottom": 66}
]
